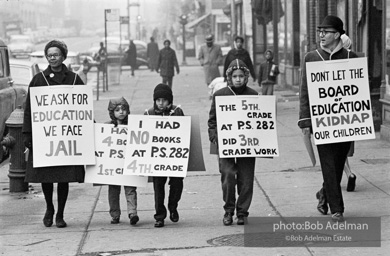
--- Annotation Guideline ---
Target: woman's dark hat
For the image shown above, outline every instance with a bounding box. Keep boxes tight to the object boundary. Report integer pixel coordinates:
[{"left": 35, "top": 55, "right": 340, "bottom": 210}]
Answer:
[
  {"left": 44, "top": 40, "right": 68, "bottom": 59},
  {"left": 153, "top": 83, "right": 173, "bottom": 103},
  {"left": 318, "top": 15, "right": 345, "bottom": 35}
]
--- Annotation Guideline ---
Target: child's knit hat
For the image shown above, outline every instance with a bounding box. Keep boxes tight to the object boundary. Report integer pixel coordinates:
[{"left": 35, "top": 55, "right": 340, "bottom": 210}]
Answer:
[
  {"left": 153, "top": 83, "right": 173, "bottom": 103},
  {"left": 225, "top": 59, "right": 250, "bottom": 78}
]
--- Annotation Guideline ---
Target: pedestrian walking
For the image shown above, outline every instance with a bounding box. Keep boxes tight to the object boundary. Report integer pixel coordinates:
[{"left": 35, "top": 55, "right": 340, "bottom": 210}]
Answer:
[
  {"left": 126, "top": 40, "right": 137, "bottom": 76},
  {"left": 105, "top": 97, "right": 139, "bottom": 225},
  {"left": 198, "top": 34, "right": 223, "bottom": 86},
  {"left": 156, "top": 39, "right": 180, "bottom": 89},
  {"left": 258, "top": 49, "right": 279, "bottom": 95},
  {"left": 147, "top": 37, "right": 159, "bottom": 72},
  {"left": 223, "top": 36, "right": 256, "bottom": 82},
  {"left": 97, "top": 42, "right": 107, "bottom": 73},
  {"left": 145, "top": 83, "right": 184, "bottom": 228},
  {"left": 208, "top": 59, "right": 259, "bottom": 226},
  {"left": 22, "top": 39, "right": 85, "bottom": 228},
  {"left": 298, "top": 15, "right": 359, "bottom": 222}
]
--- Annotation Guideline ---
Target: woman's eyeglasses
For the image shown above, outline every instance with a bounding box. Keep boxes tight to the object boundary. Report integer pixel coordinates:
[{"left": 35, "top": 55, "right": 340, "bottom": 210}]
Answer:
[{"left": 46, "top": 53, "right": 62, "bottom": 59}]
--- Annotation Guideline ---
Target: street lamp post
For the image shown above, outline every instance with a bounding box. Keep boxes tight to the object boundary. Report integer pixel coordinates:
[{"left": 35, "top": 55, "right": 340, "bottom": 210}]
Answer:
[{"left": 179, "top": 14, "right": 188, "bottom": 65}]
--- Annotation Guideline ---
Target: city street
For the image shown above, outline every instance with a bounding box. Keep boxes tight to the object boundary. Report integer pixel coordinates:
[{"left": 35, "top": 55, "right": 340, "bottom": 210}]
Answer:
[{"left": 0, "top": 57, "right": 389, "bottom": 256}]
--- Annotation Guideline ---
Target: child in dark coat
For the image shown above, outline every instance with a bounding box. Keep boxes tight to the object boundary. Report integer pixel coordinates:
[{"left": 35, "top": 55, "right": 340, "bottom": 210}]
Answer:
[
  {"left": 145, "top": 83, "right": 184, "bottom": 228},
  {"left": 106, "top": 97, "right": 139, "bottom": 225},
  {"left": 258, "top": 49, "right": 279, "bottom": 95},
  {"left": 208, "top": 59, "right": 259, "bottom": 226}
]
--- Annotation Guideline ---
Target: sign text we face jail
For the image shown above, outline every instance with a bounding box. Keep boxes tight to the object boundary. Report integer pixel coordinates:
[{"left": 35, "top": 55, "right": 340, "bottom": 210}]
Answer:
[{"left": 30, "top": 85, "right": 95, "bottom": 167}]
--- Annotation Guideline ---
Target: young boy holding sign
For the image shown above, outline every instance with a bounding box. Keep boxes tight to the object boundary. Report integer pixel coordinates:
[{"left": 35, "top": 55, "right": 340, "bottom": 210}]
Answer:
[
  {"left": 208, "top": 59, "right": 259, "bottom": 226},
  {"left": 106, "top": 97, "right": 139, "bottom": 225},
  {"left": 145, "top": 84, "right": 185, "bottom": 228}
]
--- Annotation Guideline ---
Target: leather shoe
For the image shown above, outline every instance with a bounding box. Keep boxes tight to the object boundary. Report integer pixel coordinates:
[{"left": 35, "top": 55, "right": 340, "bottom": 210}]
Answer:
[
  {"left": 331, "top": 212, "right": 344, "bottom": 222},
  {"left": 169, "top": 210, "right": 179, "bottom": 222},
  {"left": 43, "top": 210, "right": 54, "bottom": 227},
  {"left": 129, "top": 214, "right": 139, "bottom": 225},
  {"left": 237, "top": 216, "right": 245, "bottom": 225},
  {"left": 154, "top": 220, "right": 164, "bottom": 228},
  {"left": 111, "top": 217, "right": 120, "bottom": 224},
  {"left": 55, "top": 218, "right": 67, "bottom": 228},
  {"left": 223, "top": 212, "right": 233, "bottom": 226},
  {"left": 346, "top": 174, "right": 356, "bottom": 192},
  {"left": 316, "top": 190, "right": 328, "bottom": 215}
]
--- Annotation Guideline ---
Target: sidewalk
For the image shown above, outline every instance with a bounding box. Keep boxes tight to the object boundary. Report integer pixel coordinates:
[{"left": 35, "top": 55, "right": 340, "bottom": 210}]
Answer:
[{"left": 0, "top": 64, "right": 389, "bottom": 256}]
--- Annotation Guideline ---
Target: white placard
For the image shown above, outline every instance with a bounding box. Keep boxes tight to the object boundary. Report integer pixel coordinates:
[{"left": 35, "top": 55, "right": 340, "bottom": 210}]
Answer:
[
  {"left": 30, "top": 85, "right": 95, "bottom": 167},
  {"left": 123, "top": 115, "right": 191, "bottom": 177},
  {"left": 216, "top": 96, "right": 279, "bottom": 158},
  {"left": 85, "top": 123, "right": 147, "bottom": 187},
  {"left": 306, "top": 57, "right": 375, "bottom": 144}
]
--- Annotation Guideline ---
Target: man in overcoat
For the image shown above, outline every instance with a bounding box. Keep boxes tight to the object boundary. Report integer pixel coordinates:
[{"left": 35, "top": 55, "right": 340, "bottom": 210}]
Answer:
[{"left": 198, "top": 34, "right": 223, "bottom": 86}]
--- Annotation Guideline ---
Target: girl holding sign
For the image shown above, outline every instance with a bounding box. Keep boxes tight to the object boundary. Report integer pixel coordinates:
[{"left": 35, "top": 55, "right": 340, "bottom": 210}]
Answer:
[
  {"left": 145, "top": 83, "right": 185, "bottom": 228},
  {"left": 105, "top": 97, "right": 139, "bottom": 225},
  {"left": 22, "top": 40, "right": 85, "bottom": 228},
  {"left": 208, "top": 59, "right": 259, "bottom": 226}
]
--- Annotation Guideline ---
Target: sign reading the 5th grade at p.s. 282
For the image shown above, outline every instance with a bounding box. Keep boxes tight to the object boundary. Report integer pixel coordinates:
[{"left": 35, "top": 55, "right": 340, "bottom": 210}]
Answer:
[
  {"left": 29, "top": 85, "right": 95, "bottom": 167},
  {"left": 123, "top": 115, "right": 191, "bottom": 177},
  {"left": 306, "top": 57, "right": 375, "bottom": 145},
  {"left": 216, "top": 95, "right": 279, "bottom": 158},
  {"left": 84, "top": 123, "right": 148, "bottom": 187}
]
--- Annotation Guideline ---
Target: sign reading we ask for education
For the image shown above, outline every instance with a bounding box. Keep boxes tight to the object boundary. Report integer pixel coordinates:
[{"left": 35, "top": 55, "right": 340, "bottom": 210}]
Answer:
[
  {"left": 85, "top": 124, "right": 147, "bottom": 187},
  {"left": 306, "top": 57, "right": 375, "bottom": 145},
  {"left": 30, "top": 85, "right": 95, "bottom": 167},
  {"left": 216, "top": 96, "right": 279, "bottom": 158},
  {"left": 123, "top": 115, "right": 191, "bottom": 178}
]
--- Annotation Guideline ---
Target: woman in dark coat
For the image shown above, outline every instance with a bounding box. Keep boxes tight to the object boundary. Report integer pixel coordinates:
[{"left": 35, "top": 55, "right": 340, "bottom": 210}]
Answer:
[
  {"left": 156, "top": 39, "right": 179, "bottom": 89},
  {"left": 126, "top": 40, "right": 137, "bottom": 76},
  {"left": 22, "top": 40, "right": 85, "bottom": 228},
  {"left": 147, "top": 37, "right": 159, "bottom": 71}
]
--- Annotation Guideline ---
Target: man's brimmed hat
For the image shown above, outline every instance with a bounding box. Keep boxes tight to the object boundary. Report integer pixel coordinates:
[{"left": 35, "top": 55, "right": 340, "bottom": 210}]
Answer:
[
  {"left": 205, "top": 34, "right": 214, "bottom": 42},
  {"left": 318, "top": 15, "right": 345, "bottom": 35}
]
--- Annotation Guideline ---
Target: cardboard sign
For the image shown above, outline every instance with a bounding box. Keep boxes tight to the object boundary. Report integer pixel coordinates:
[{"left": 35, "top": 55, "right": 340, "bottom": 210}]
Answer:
[
  {"left": 30, "top": 85, "right": 95, "bottom": 167},
  {"left": 123, "top": 115, "right": 191, "bottom": 177},
  {"left": 215, "top": 96, "right": 279, "bottom": 158},
  {"left": 85, "top": 123, "right": 148, "bottom": 187},
  {"left": 306, "top": 57, "right": 375, "bottom": 144},
  {"left": 188, "top": 115, "right": 206, "bottom": 172}
]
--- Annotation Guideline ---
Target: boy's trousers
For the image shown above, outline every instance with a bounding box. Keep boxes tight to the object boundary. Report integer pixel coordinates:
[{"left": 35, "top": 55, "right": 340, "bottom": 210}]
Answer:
[
  {"left": 108, "top": 185, "right": 137, "bottom": 218},
  {"left": 153, "top": 177, "right": 184, "bottom": 221},
  {"left": 219, "top": 157, "right": 256, "bottom": 217}
]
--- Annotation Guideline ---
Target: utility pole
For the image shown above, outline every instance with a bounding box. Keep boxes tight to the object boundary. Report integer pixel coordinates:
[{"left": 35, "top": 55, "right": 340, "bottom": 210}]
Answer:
[{"left": 179, "top": 14, "right": 188, "bottom": 65}]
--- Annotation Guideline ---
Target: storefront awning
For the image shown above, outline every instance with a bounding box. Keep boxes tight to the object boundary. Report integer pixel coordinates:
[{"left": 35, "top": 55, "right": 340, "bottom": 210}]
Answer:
[{"left": 185, "top": 13, "right": 211, "bottom": 29}]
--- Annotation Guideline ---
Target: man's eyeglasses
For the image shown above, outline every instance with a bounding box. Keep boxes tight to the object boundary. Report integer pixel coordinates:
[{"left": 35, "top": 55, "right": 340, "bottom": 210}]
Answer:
[
  {"left": 317, "top": 30, "right": 337, "bottom": 37},
  {"left": 46, "top": 53, "right": 62, "bottom": 59}
]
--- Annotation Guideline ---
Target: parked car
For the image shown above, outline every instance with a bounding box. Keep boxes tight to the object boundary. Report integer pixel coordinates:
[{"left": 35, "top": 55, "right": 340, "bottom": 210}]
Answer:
[
  {"left": 29, "top": 51, "right": 87, "bottom": 83},
  {"left": 86, "top": 38, "right": 148, "bottom": 68},
  {"left": 0, "top": 39, "right": 27, "bottom": 162},
  {"left": 8, "top": 34, "right": 35, "bottom": 58},
  {"left": 9, "top": 59, "right": 40, "bottom": 89}
]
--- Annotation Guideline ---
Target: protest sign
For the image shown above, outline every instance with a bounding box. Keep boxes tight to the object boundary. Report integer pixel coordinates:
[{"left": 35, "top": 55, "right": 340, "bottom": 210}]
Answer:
[
  {"left": 85, "top": 123, "right": 147, "bottom": 187},
  {"left": 306, "top": 57, "right": 375, "bottom": 144},
  {"left": 215, "top": 96, "right": 279, "bottom": 158},
  {"left": 123, "top": 115, "right": 191, "bottom": 177},
  {"left": 30, "top": 85, "right": 95, "bottom": 167}
]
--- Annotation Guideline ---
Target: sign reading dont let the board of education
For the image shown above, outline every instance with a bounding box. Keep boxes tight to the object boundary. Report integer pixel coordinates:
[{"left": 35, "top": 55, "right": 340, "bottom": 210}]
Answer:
[
  {"left": 85, "top": 123, "right": 147, "bottom": 187},
  {"left": 306, "top": 57, "right": 375, "bottom": 145},
  {"left": 123, "top": 115, "right": 191, "bottom": 177},
  {"left": 29, "top": 85, "right": 95, "bottom": 167},
  {"left": 215, "top": 96, "right": 279, "bottom": 158}
]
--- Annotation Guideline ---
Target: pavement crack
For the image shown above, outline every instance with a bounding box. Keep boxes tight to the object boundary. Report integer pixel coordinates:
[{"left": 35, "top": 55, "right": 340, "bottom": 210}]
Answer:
[{"left": 76, "top": 185, "right": 102, "bottom": 256}]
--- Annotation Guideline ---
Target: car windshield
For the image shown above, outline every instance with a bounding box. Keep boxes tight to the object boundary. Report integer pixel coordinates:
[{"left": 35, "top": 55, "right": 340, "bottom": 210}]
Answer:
[{"left": 10, "top": 66, "right": 31, "bottom": 86}]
